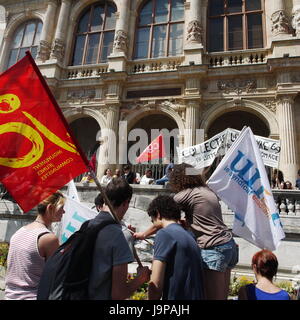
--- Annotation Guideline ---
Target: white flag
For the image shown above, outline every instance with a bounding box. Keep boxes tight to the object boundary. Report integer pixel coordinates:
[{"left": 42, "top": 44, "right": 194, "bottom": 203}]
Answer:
[
  {"left": 177, "top": 129, "right": 227, "bottom": 169},
  {"left": 207, "top": 127, "right": 285, "bottom": 251},
  {"left": 66, "top": 179, "right": 80, "bottom": 202},
  {"left": 59, "top": 181, "right": 97, "bottom": 243}
]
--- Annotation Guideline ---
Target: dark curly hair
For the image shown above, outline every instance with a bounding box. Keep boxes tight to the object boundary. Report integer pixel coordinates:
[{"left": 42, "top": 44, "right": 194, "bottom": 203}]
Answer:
[
  {"left": 169, "top": 163, "right": 206, "bottom": 193},
  {"left": 147, "top": 195, "right": 181, "bottom": 221}
]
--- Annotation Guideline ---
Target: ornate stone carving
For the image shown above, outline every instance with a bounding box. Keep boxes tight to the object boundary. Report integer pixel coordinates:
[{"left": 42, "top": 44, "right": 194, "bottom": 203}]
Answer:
[
  {"left": 217, "top": 79, "right": 257, "bottom": 94},
  {"left": 50, "top": 38, "right": 65, "bottom": 61},
  {"left": 259, "top": 99, "right": 277, "bottom": 113},
  {"left": 277, "top": 95, "right": 295, "bottom": 105},
  {"left": 292, "top": 9, "right": 300, "bottom": 36},
  {"left": 100, "top": 108, "right": 109, "bottom": 119},
  {"left": 67, "top": 88, "right": 96, "bottom": 103},
  {"left": 113, "top": 30, "right": 128, "bottom": 52},
  {"left": 271, "top": 10, "right": 291, "bottom": 35},
  {"left": 119, "top": 99, "right": 185, "bottom": 121},
  {"left": 36, "top": 40, "right": 51, "bottom": 61},
  {"left": 186, "top": 20, "right": 202, "bottom": 43}
]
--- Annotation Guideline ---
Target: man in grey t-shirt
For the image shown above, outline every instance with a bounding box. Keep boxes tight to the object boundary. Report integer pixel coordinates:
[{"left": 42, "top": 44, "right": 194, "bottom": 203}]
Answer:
[{"left": 88, "top": 178, "right": 150, "bottom": 300}]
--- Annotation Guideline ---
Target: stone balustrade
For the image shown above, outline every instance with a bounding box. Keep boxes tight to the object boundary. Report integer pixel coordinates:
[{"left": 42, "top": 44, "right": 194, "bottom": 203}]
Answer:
[
  {"left": 207, "top": 49, "right": 270, "bottom": 68},
  {"left": 273, "top": 189, "right": 300, "bottom": 216},
  {"left": 65, "top": 64, "right": 108, "bottom": 79},
  {"left": 128, "top": 56, "right": 184, "bottom": 74}
]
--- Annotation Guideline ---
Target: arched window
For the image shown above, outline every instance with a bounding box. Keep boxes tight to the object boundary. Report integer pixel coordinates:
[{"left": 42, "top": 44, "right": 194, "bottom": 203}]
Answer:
[
  {"left": 208, "top": 0, "right": 264, "bottom": 52},
  {"left": 7, "top": 20, "right": 42, "bottom": 68},
  {"left": 134, "top": 0, "right": 184, "bottom": 59},
  {"left": 72, "top": 2, "right": 117, "bottom": 65}
]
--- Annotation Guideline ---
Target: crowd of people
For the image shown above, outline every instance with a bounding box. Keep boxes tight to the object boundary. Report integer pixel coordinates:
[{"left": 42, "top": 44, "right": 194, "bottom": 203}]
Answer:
[
  {"left": 271, "top": 169, "right": 300, "bottom": 190},
  {"left": 4, "top": 163, "right": 299, "bottom": 300},
  {"left": 92, "top": 165, "right": 300, "bottom": 191},
  {"left": 97, "top": 164, "right": 174, "bottom": 186}
]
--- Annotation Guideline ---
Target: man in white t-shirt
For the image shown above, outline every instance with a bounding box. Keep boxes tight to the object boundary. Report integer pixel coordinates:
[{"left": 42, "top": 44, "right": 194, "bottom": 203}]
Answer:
[{"left": 140, "top": 168, "right": 154, "bottom": 185}]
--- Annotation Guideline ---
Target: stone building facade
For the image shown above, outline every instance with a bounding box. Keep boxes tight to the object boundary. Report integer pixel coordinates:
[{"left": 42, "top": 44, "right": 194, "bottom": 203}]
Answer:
[{"left": 0, "top": 0, "right": 299, "bottom": 183}]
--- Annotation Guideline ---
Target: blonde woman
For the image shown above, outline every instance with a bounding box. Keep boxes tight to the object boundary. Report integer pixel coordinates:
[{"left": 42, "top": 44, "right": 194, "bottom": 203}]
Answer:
[{"left": 5, "top": 191, "right": 65, "bottom": 300}]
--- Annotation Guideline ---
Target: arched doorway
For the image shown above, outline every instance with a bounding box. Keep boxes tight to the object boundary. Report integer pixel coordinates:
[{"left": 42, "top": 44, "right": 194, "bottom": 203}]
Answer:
[
  {"left": 70, "top": 117, "right": 100, "bottom": 157},
  {"left": 128, "top": 113, "right": 178, "bottom": 179},
  {"left": 207, "top": 110, "right": 270, "bottom": 139},
  {"left": 206, "top": 110, "right": 271, "bottom": 180}
]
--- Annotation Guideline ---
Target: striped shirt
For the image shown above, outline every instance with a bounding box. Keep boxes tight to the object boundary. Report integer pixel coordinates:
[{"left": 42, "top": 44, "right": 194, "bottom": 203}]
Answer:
[{"left": 5, "top": 226, "right": 50, "bottom": 300}]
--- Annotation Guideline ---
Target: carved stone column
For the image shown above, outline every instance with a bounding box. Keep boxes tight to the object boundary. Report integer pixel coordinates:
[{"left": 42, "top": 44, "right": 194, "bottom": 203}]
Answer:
[
  {"left": 184, "top": 100, "right": 199, "bottom": 148},
  {"left": 271, "top": 0, "right": 291, "bottom": 35},
  {"left": 112, "top": 0, "right": 129, "bottom": 55},
  {"left": 37, "top": 0, "right": 57, "bottom": 61},
  {"left": 184, "top": 0, "right": 204, "bottom": 65},
  {"left": 276, "top": 95, "right": 299, "bottom": 184},
  {"left": 292, "top": 0, "right": 300, "bottom": 36},
  {"left": 186, "top": 0, "right": 203, "bottom": 45},
  {"left": 50, "top": 0, "right": 71, "bottom": 61}
]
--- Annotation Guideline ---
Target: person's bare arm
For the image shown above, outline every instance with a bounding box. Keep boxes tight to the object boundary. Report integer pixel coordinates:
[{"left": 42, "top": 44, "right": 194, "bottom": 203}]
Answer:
[
  {"left": 111, "top": 264, "right": 151, "bottom": 300},
  {"left": 133, "top": 224, "right": 160, "bottom": 240},
  {"left": 148, "top": 260, "right": 166, "bottom": 300},
  {"left": 38, "top": 233, "right": 60, "bottom": 260}
]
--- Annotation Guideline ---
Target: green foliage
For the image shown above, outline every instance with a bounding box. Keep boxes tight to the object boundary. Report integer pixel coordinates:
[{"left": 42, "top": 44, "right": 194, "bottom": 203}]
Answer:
[
  {"left": 276, "top": 280, "right": 296, "bottom": 296},
  {"left": 0, "top": 242, "right": 9, "bottom": 268},
  {"left": 128, "top": 272, "right": 149, "bottom": 300},
  {"left": 128, "top": 271, "right": 299, "bottom": 300},
  {"left": 130, "top": 291, "right": 148, "bottom": 300},
  {"left": 229, "top": 273, "right": 298, "bottom": 299},
  {"left": 229, "top": 274, "right": 254, "bottom": 296}
]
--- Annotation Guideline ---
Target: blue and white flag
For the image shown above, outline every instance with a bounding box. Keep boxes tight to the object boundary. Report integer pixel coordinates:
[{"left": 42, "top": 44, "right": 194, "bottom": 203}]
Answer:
[
  {"left": 207, "top": 127, "right": 285, "bottom": 251},
  {"left": 59, "top": 180, "right": 97, "bottom": 243}
]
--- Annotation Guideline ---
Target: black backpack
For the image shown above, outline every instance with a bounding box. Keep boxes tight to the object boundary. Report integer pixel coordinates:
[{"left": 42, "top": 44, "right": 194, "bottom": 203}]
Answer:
[{"left": 37, "top": 212, "right": 117, "bottom": 300}]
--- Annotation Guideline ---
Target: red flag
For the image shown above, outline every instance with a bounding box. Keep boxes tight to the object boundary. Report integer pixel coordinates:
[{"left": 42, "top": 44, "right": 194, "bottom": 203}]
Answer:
[
  {"left": 136, "top": 134, "right": 166, "bottom": 163},
  {"left": 0, "top": 53, "right": 89, "bottom": 212}
]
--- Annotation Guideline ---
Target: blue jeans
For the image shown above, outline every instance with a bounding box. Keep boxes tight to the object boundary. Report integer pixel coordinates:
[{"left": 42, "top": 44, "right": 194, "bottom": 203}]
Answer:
[{"left": 201, "top": 238, "right": 239, "bottom": 272}]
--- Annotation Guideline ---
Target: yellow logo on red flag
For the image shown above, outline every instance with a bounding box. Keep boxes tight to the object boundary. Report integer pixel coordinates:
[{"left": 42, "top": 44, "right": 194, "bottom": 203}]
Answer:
[{"left": 0, "top": 53, "right": 88, "bottom": 212}]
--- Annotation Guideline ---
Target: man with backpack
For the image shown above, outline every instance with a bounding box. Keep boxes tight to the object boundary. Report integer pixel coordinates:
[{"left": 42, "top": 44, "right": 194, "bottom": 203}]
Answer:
[
  {"left": 37, "top": 178, "right": 150, "bottom": 300},
  {"left": 88, "top": 178, "right": 150, "bottom": 299}
]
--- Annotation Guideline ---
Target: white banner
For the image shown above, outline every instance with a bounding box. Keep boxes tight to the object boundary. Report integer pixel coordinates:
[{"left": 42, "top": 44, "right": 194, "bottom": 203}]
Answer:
[
  {"left": 59, "top": 181, "right": 97, "bottom": 243},
  {"left": 226, "top": 129, "right": 281, "bottom": 168},
  {"left": 177, "top": 129, "right": 227, "bottom": 170},
  {"left": 207, "top": 127, "right": 285, "bottom": 251},
  {"left": 178, "top": 128, "right": 280, "bottom": 169}
]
